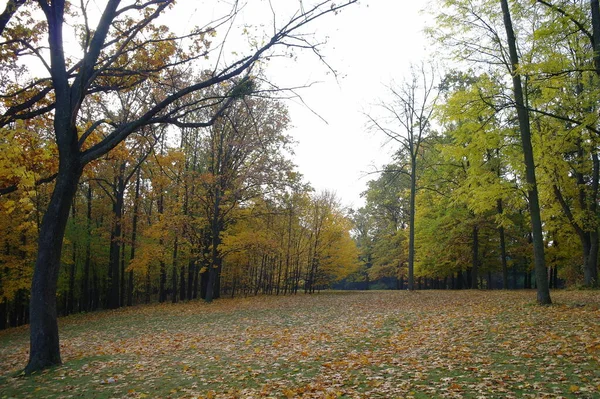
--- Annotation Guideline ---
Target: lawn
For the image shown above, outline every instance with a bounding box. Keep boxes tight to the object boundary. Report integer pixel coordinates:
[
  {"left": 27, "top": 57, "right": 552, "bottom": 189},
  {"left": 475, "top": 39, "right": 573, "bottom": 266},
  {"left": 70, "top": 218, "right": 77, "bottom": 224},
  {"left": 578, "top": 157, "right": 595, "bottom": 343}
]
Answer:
[{"left": 1, "top": 290, "right": 599, "bottom": 398}]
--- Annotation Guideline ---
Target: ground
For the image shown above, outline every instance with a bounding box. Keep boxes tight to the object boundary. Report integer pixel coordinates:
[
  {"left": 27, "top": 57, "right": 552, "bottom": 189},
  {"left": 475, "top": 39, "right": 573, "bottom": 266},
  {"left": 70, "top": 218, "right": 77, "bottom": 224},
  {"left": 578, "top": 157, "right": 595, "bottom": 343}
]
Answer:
[{"left": 0, "top": 290, "right": 599, "bottom": 398}]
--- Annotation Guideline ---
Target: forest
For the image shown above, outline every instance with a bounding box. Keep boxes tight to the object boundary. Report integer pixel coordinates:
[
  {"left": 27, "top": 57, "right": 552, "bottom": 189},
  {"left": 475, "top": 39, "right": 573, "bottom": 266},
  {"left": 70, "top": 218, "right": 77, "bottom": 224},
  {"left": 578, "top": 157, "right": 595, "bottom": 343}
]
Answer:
[{"left": 0, "top": 0, "right": 599, "bottom": 379}]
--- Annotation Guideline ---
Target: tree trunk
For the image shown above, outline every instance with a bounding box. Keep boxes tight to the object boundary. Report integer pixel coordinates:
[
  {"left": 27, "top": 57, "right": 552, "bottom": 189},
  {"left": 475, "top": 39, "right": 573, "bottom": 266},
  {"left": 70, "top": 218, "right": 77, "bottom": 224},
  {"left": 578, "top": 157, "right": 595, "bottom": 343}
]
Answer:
[
  {"left": 472, "top": 225, "right": 479, "bottom": 289},
  {"left": 107, "top": 173, "right": 125, "bottom": 309},
  {"left": 497, "top": 200, "right": 509, "bottom": 289},
  {"left": 407, "top": 159, "right": 417, "bottom": 290},
  {"left": 158, "top": 193, "right": 166, "bottom": 303},
  {"left": 0, "top": 299, "right": 6, "bottom": 330},
  {"left": 68, "top": 203, "right": 76, "bottom": 314},
  {"left": 172, "top": 237, "right": 178, "bottom": 303},
  {"left": 26, "top": 162, "right": 83, "bottom": 374},
  {"left": 128, "top": 169, "right": 141, "bottom": 307},
  {"left": 582, "top": 232, "right": 599, "bottom": 286},
  {"left": 591, "top": 0, "right": 600, "bottom": 77},
  {"left": 180, "top": 263, "right": 186, "bottom": 302},
  {"left": 500, "top": 0, "right": 551, "bottom": 304},
  {"left": 187, "top": 259, "right": 195, "bottom": 300},
  {"left": 81, "top": 184, "right": 92, "bottom": 311}
]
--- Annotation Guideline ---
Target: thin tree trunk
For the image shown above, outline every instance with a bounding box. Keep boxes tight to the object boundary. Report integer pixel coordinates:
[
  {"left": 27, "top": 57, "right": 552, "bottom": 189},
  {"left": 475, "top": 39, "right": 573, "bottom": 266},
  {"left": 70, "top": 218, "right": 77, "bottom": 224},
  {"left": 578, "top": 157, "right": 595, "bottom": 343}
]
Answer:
[
  {"left": 472, "top": 224, "right": 479, "bottom": 289},
  {"left": 407, "top": 159, "right": 417, "bottom": 291},
  {"left": 81, "top": 183, "right": 92, "bottom": 312},
  {"left": 187, "top": 259, "right": 195, "bottom": 300},
  {"left": 107, "top": 169, "right": 125, "bottom": 309},
  {"left": 180, "top": 263, "right": 186, "bottom": 302},
  {"left": 128, "top": 169, "right": 141, "bottom": 307},
  {"left": 497, "top": 200, "right": 509, "bottom": 289},
  {"left": 68, "top": 203, "right": 76, "bottom": 314},
  {"left": 172, "top": 237, "right": 178, "bottom": 303}
]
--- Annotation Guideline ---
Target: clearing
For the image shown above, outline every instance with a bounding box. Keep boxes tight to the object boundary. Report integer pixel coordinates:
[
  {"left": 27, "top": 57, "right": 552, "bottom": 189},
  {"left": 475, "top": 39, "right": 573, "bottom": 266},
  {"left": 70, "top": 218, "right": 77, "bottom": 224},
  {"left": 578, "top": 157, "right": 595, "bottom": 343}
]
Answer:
[{"left": 1, "top": 290, "right": 599, "bottom": 398}]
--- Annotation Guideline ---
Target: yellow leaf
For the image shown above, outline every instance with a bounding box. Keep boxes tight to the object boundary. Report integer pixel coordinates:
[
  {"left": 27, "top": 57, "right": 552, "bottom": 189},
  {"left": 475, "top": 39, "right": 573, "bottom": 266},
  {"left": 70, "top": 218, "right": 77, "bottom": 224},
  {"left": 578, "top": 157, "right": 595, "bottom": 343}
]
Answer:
[{"left": 570, "top": 385, "right": 580, "bottom": 393}]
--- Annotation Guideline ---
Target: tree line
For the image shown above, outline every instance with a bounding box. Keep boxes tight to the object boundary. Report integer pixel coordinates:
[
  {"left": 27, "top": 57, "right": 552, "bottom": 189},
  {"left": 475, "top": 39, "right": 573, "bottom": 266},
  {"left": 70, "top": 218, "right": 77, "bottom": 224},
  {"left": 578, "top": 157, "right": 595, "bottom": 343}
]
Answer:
[
  {"left": 0, "top": 85, "right": 358, "bottom": 328},
  {"left": 351, "top": 0, "right": 599, "bottom": 300},
  {"left": 0, "top": 0, "right": 358, "bottom": 373}
]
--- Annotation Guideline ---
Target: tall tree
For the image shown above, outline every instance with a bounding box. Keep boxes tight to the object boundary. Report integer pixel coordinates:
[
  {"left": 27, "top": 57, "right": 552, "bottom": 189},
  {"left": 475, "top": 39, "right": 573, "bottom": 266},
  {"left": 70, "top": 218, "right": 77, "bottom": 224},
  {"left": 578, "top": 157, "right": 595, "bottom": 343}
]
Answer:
[
  {"left": 367, "top": 64, "right": 438, "bottom": 291},
  {"left": 500, "top": 0, "right": 551, "bottom": 304}
]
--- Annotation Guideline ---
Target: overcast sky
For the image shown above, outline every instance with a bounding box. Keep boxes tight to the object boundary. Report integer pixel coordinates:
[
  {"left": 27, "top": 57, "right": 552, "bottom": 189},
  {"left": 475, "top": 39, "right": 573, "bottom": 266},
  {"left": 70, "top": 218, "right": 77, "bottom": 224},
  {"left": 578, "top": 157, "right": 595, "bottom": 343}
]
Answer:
[{"left": 259, "top": 1, "right": 431, "bottom": 209}]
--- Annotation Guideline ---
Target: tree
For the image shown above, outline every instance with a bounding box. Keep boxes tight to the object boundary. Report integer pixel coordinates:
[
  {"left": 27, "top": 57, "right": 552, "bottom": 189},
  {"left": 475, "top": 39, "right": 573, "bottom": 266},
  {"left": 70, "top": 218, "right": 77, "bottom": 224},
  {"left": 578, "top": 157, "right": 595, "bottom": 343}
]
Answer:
[
  {"left": 500, "top": 0, "right": 551, "bottom": 304},
  {"left": 367, "top": 64, "right": 438, "bottom": 291},
  {"left": 0, "top": 0, "right": 357, "bottom": 373},
  {"left": 432, "top": 0, "right": 552, "bottom": 301}
]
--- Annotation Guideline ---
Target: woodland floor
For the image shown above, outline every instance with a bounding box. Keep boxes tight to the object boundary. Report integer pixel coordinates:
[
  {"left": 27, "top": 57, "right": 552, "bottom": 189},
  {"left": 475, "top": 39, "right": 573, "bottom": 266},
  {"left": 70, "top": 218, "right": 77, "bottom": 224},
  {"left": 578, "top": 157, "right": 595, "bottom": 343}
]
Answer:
[{"left": 0, "top": 290, "right": 599, "bottom": 399}]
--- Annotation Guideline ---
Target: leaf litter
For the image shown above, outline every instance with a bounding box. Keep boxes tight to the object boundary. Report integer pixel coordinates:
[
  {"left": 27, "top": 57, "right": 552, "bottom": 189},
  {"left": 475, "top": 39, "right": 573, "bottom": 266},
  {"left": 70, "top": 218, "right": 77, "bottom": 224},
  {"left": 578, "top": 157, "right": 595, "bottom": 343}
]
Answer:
[{"left": 0, "top": 290, "right": 599, "bottom": 398}]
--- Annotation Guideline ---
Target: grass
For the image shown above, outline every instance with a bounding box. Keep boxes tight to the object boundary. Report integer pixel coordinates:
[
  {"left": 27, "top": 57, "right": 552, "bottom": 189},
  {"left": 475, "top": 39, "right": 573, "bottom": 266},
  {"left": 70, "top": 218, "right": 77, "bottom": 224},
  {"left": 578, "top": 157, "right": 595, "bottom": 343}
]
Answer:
[{"left": 0, "top": 290, "right": 599, "bottom": 398}]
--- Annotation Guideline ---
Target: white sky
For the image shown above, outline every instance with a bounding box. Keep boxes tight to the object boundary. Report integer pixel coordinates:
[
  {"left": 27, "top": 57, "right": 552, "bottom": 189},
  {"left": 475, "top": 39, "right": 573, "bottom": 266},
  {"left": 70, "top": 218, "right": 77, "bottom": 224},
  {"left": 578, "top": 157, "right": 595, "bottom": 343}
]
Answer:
[{"left": 280, "top": 2, "right": 430, "bottom": 209}]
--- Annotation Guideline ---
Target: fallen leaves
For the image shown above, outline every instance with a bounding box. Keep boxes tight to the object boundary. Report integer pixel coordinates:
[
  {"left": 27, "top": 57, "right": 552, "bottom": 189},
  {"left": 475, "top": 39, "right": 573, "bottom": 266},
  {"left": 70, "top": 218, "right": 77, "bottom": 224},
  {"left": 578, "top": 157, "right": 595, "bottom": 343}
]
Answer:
[{"left": 0, "top": 290, "right": 599, "bottom": 398}]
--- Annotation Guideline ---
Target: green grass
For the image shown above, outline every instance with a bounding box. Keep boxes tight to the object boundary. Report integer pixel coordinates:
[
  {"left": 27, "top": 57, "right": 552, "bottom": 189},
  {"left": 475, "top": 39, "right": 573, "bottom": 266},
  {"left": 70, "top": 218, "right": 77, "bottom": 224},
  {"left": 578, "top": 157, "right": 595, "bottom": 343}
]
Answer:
[{"left": 1, "top": 290, "right": 599, "bottom": 398}]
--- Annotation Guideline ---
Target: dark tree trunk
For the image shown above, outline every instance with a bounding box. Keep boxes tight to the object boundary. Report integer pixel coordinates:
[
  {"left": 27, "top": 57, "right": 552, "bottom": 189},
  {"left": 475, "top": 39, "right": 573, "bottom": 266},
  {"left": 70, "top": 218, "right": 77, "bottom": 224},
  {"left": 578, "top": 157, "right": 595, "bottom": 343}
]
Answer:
[
  {"left": 107, "top": 169, "right": 125, "bottom": 309},
  {"left": 128, "top": 170, "right": 141, "bottom": 307},
  {"left": 68, "top": 203, "right": 76, "bottom": 314},
  {"left": 145, "top": 266, "right": 151, "bottom": 304},
  {"left": 172, "top": 237, "right": 178, "bottom": 303},
  {"left": 180, "top": 263, "right": 186, "bottom": 302},
  {"left": 407, "top": 160, "right": 417, "bottom": 290},
  {"left": 501, "top": 0, "right": 551, "bottom": 304},
  {"left": 200, "top": 269, "right": 208, "bottom": 300},
  {"left": 193, "top": 263, "right": 200, "bottom": 299},
  {"left": 81, "top": 183, "right": 92, "bottom": 312},
  {"left": 92, "top": 265, "right": 99, "bottom": 311},
  {"left": 26, "top": 160, "right": 83, "bottom": 374},
  {"left": 0, "top": 299, "right": 6, "bottom": 330},
  {"left": 187, "top": 259, "right": 195, "bottom": 300},
  {"left": 457, "top": 271, "right": 464, "bottom": 290},
  {"left": 472, "top": 225, "right": 479, "bottom": 289},
  {"left": 466, "top": 268, "right": 472, "bottom": 289},
  {"left": 524, "top": 269, "right": 531, "bottom": 289},
  {"left": 158, "top": 193, "right": 166, "bottom": 303},
  {"left": 498, "top": 200, "right": 509, "bottom": 289},
  {"left": 591, "top": 0, "right": 600, "bottom": 77},
  {"left": 120, "top": 231, "right": 126, "bottom": 306}
]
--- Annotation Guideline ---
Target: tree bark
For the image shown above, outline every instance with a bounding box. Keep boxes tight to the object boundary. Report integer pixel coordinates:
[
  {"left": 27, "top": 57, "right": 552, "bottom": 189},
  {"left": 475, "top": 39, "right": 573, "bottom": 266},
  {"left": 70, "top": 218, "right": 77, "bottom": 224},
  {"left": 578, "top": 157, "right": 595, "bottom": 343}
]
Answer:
[
  {"left": 171, "top": 237, "right": 178, "bottom": 303},
  {"left": 26, "top": 162, "right": 83, "bottom": 373},
  {"left": 128, "top": 169, "right": 141, "bottom": 307},
  {"left": 68, "top": 203, "right": 76, "bottom": 314},
  {"left": 472, "top": 225, "right": 479, "bottom": 289},
  {"left": 107, "top": 165, "right": 125, "bottom": 309},
  {"left": 407, "top": 159, "right": 417, "bottom": 290},
  {"left": 500, "top": 0, "right": 551, "bottom": 304},
  {"left": 497, "top": 200, "right": 509, "bottom": 289},
  {"left": 81, "top": 183, "right": 92, "bottom": 311}
]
